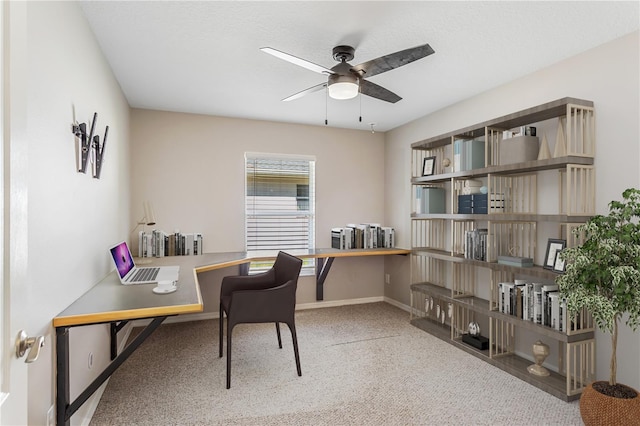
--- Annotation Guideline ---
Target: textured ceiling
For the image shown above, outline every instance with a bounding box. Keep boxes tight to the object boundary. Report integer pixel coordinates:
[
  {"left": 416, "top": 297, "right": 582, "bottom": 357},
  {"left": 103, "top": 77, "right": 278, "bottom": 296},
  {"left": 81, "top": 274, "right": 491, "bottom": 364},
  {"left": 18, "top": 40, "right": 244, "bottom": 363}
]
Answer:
[{"left": 80, "top": 1, "right": 639, "bottom": 132}]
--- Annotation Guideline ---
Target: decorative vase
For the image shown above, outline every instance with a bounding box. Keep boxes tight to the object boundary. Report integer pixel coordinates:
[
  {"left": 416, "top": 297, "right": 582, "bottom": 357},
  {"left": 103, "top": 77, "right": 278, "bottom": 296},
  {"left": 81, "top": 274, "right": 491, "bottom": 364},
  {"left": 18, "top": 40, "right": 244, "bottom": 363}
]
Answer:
[
  {"left": 580, "top": 381, "right": 640, "bottom": 426},
  {"left": 553, "top": 118, "right": 567, "bottom": 157},
  {"left": 527, "top": 340, "right": 550, "bottom": 376},
  {"left": 537, "top": 134, "right": 551, "bottom": 160}
]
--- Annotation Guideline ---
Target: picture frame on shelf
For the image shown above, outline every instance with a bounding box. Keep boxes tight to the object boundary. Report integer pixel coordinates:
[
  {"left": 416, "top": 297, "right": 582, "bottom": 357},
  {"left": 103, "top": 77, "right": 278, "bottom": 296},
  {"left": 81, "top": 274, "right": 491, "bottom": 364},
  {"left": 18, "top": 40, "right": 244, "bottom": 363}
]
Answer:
[
  {"left": 544, "top": 238, "right": 566, "bottom": 270},
  {"left": 422, "top": 156, "right": 436, "bottom": 176},
  {"left": 553, "top": 250, "right": 566, "bottom": 273}
]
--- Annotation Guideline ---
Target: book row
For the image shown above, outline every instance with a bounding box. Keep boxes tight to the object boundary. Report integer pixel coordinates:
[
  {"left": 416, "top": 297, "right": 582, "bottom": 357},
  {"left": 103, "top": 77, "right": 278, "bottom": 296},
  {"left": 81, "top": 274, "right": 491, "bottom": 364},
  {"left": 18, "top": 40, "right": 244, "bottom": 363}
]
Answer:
[
  {"left": 453, "top": 138, "right": 485, "bottom": 172},
  {"left": 498, "top": 282, "right": 568, "bottom": 332},
  {"left": 331, "top": 224, "right": 395, "bottom": 250},
  {"left": 138, "top": 230, "right": 204, "bottom": 257},
  {"left": 464, "top": 228, "right": 488, "bottom": 261}
]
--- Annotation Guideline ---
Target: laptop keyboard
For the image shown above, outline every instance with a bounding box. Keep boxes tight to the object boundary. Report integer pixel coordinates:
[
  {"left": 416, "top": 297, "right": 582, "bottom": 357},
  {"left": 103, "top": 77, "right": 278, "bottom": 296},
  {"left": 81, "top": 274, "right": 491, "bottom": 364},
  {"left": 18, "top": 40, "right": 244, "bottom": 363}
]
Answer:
[{"left": 128, "top": 267, "right": 160, "bottom": 283}]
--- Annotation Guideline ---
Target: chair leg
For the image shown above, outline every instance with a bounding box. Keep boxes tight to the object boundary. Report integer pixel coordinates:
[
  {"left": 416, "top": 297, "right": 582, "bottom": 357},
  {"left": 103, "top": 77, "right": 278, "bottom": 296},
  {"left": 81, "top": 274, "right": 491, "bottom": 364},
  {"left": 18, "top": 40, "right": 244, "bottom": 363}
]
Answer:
[
  {"left": 275, "top": 322, "right": 282, "bottom": 349},
  {"left": 226, "top": 321, "right": 233, "bottom": 389},
  {"left": 219, "top": 304, "right": 224, "bottom": 358},
  {"left": 288, "top": 322, "right": 302, "bottom": 377}
]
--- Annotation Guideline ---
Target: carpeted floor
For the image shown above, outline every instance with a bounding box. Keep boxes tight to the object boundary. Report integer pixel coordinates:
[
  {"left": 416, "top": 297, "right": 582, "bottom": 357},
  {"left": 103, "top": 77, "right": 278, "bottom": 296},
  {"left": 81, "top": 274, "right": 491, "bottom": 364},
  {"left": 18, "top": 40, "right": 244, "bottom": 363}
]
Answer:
[{"left": 89, "top": 302, "right": 581, "bottom": 425}]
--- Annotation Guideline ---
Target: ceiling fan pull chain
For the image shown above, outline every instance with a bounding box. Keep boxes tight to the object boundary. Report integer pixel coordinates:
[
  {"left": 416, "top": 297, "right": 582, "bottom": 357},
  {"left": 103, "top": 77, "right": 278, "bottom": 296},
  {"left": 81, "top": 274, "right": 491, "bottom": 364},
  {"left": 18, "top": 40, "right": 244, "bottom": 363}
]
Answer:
[
  {"left": 359, "top": 83, "right": 362, "bottom": 123},
  {"left": 325, "top": 86, "right": 328, "bottom": 125}
]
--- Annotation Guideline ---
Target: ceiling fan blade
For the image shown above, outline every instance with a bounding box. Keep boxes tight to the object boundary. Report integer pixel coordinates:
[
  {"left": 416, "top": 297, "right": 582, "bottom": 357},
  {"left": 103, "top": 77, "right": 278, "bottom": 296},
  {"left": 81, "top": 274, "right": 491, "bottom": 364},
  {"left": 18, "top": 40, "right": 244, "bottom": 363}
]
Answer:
[
  {"left": 282, "top": 82, "right": 327, "bottom": 102},
  {"left": 351, "top": 43, "right": 435, "bottom": 78},
  {"left": 261, "top": 47, "right": 334, "bottom": 75},
  {"left": 359, "top": 79, "right": 401, "bottom": 103}
]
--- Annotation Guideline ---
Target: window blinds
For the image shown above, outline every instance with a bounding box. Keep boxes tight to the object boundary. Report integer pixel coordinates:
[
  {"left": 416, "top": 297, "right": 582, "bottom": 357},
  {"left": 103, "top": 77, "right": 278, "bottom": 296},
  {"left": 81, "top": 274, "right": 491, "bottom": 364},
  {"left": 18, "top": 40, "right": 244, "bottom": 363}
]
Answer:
[{"left": 245, "top": 155, "right": 316, "bottom": 254}]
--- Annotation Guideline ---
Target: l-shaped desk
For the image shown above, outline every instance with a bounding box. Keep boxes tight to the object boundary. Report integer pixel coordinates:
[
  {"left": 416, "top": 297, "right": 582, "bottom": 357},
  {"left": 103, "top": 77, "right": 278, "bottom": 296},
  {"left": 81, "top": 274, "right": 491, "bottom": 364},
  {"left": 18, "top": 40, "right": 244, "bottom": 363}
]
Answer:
[{"left": 53, "top": 247, "right": 409, "bottom": 425}]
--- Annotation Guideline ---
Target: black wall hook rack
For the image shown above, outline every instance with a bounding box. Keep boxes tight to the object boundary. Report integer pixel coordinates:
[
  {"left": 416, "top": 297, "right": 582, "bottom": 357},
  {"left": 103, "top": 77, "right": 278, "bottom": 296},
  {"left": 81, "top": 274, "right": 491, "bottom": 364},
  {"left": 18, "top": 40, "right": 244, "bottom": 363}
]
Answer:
[
  {"left": 72, "top": 112, "right": 108, "bottom": 179},
  {"left": 72, "top": 113, "right": 96, "bottom": 174},
  {"left": 92, "top": 126, "right": 108, "bottom": 179}
]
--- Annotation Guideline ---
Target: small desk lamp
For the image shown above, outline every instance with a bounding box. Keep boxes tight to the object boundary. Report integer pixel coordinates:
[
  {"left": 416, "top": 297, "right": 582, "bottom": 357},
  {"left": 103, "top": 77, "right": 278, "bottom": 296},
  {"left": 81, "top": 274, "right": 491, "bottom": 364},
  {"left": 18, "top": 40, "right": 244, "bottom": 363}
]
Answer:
[
  {"left": 141, "top": 201, "right": 156, "bottom": 227},
  {"left": 136, "top": 201, "right": 157, "bottom": 264}
]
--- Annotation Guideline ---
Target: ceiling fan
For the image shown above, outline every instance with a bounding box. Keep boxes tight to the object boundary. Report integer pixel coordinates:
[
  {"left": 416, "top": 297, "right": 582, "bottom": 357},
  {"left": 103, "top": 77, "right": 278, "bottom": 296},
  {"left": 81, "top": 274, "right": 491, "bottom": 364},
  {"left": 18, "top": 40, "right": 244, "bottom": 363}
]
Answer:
[{"left": 261, "top": 43, "right": 435, "bottom": 103}]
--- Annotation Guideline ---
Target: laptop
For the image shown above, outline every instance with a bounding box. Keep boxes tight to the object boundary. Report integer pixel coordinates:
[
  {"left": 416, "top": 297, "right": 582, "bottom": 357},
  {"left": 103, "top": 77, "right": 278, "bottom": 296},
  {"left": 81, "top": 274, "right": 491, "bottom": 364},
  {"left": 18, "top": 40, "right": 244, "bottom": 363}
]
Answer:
[{"left": 109, "top": 241, "right": 180, "bottom": 285}]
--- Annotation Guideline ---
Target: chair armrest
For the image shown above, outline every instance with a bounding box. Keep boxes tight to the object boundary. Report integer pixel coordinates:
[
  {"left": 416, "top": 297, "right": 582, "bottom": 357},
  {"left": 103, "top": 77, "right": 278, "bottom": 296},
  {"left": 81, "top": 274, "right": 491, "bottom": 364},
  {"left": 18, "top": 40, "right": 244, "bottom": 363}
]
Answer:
[{"left": 220, "top": 269, "right": 276, "bottom": 297}]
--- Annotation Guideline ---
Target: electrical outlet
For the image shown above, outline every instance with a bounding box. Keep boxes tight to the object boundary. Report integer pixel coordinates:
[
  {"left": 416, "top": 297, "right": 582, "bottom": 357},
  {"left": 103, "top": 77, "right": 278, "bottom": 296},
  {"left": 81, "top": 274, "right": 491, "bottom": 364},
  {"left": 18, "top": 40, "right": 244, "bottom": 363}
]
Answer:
[
  {"left": 46, "top": 405, "right": 54, "bottom": 426},
  {"left": 384, "top": 273, "right": 391, "bottom": 284}
]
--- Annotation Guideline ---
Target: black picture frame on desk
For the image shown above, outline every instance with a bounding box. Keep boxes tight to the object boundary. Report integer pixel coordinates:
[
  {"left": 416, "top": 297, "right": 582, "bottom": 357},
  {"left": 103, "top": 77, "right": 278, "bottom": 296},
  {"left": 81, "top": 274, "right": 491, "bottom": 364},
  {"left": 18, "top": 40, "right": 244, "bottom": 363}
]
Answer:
[
  {"left": 553, "top": 250, "right": 566, "bottom": 273},
  {"left": 544, "top": 239, "right": 566, "bottom": 270},
  {"left": 422, "top": 156, "right": 436, "bottom": 176}
]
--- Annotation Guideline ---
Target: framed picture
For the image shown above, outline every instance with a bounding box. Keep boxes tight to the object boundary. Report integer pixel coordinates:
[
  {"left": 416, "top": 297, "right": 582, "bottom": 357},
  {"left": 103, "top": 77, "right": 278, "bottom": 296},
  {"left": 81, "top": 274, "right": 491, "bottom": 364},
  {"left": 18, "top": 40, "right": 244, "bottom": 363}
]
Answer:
[
  {"left": 544, "top": 238, "right": 566, "bottom": 270},
  {"left": 553, "top": 250, "right": 566, "bottom": 273},
  {"left": 422, "top": 156, "right": 436, "bottom": 176}
]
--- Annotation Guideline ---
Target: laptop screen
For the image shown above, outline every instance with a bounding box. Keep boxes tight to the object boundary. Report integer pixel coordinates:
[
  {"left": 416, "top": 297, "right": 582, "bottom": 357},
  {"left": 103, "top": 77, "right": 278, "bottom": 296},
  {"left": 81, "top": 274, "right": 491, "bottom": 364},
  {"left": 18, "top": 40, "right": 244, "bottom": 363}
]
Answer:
[{"left": 110, "top": 241, "right": 135, "bottom": 279}]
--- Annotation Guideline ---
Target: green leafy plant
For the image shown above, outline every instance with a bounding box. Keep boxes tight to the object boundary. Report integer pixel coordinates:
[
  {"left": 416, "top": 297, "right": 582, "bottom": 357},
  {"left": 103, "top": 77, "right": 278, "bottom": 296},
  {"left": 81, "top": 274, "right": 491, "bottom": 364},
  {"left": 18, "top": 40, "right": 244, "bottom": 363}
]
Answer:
[{"left": 557, "top": 188, "right": 640, "bottom": 388}]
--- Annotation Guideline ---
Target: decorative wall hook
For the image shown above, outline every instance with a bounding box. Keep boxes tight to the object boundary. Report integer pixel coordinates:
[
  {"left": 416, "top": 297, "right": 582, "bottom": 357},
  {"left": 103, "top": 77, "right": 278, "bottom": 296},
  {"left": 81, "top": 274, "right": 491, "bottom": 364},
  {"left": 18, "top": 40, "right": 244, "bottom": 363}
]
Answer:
[
  {"left": 92, "top": 126, "right": 108, "bottom": 179},
  {"left": 72, "top": 112, "right": 108, "bottom": 179},
  {"left": 72, "top": 112, "right": 96, "bottom": 174}
]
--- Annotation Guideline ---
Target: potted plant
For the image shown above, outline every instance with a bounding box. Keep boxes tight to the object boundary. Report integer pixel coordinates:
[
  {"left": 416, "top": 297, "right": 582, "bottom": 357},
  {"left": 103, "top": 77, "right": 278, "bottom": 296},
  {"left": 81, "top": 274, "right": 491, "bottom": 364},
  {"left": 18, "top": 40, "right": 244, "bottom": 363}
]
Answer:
[{"left": 556, "top": 188, "right": 640, "bottom": 424}]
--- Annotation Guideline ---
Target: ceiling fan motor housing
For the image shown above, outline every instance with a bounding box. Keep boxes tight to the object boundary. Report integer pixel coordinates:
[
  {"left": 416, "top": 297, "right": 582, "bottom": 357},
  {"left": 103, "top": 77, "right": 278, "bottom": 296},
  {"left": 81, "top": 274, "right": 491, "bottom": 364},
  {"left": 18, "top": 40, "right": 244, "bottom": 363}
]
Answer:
[{"left": 332, "top": 45, "right": 355, "bottom": 62}]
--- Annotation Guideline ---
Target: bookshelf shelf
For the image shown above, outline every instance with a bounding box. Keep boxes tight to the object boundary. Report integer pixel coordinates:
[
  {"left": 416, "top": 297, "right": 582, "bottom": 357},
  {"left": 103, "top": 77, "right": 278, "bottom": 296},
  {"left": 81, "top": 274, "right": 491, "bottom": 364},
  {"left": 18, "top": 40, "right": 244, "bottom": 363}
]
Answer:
[
  {"left": 409, "top": 97, "right": 596, "bottom": 401},
  {"left": 411, "top": 213, "right": 594, "bottom": 222},
  {"left": 411, "top": 249, "right": 572, "bottom": 280},
  {"left": 411, "top": 155, "right": 594, "bottom": 184},
  {"left": 411, "top": 283, "right": 594, "bottom": 343},
  {"left": 410, "top": 313, "right": 582, "bottom": 401}
]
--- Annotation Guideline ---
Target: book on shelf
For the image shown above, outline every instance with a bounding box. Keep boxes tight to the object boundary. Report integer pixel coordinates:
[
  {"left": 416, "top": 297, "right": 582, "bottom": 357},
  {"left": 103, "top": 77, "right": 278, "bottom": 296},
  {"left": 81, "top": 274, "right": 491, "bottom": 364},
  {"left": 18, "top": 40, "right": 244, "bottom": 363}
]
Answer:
[
  {"left": 138, "top": 230, "right": 203, "bottom": 257},
  {"left": 523, "top": 282, "right": 543, "bottom": 322},
  {"left": 497, "top": 255, "right": 534, "bottom": 267},
  {"left": 498, "top": 281, "right": 525, "bottom": 318},
  {"left": 514, "top": 281, "right": 526, "bottom": 319},
  {"left": 464, "top": 139, "right": 486, "bottom": 170},
  {"left": 381, "top": 226, "right": 395, "bottom": 248},
  {"left": 464, "top": 228, "right": 488, "bottom": 261},
  {"left": 331, "top": 224, "right": 395, "bottom": 249},
  {"left": 533, "top": 286, "right": 543, "bottom": 324},
  {"left": 498, "top": 282, "right": 514, "bottom": 315},
  {"left": 453, "top": 139, "right": 485, "bottom": 172},
  {"left": 453, "top": 139, "right": 463, "bottom": 172},
  {"left": 361, "top": 223, "right": 382, "bottom": 248},
  {"left": 331, "top": 228, "right": 342, "bottom": 249},
  {"left": 549, "top": 292, "right": 560, "bottom": 331},
  {"left": 541, "top": 284, "right": 559, "bottom": 327}
]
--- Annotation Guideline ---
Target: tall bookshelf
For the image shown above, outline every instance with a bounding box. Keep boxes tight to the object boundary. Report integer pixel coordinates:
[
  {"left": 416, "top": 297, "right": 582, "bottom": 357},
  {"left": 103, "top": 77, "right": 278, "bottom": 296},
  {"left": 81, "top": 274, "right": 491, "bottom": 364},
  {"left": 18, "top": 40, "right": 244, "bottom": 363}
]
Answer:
[{"left": 408, "top": 97, "right": 596, "bottom": 401}]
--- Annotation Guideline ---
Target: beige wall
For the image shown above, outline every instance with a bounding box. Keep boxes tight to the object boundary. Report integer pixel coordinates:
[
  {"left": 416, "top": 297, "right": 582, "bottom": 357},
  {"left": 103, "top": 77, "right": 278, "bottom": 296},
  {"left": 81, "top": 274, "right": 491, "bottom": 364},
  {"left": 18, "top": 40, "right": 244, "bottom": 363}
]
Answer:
[
  {"left": 130, "top": 110, "right": 388, "bottom": 312},
  {"left": 23, "top": 2, "right": 131, "bottom": 425},
  {"left": 384, "top": 31, "right": 640, "bottom": 389}
]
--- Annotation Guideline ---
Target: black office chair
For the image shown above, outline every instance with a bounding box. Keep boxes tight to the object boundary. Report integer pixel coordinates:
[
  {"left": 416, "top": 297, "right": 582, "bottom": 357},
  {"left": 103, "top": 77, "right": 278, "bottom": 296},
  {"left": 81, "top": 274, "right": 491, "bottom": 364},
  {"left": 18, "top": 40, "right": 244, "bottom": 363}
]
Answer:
[{"left": 219, "top": 251, "right": 303, "bottom": 388}]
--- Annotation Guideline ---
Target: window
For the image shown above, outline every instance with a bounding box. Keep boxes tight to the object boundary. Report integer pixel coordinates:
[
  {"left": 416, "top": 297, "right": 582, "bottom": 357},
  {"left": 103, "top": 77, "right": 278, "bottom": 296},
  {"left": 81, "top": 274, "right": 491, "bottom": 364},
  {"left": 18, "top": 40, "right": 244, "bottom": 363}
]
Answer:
[{"left": 245, "top": 153, "right": 315, "bottom": 273}]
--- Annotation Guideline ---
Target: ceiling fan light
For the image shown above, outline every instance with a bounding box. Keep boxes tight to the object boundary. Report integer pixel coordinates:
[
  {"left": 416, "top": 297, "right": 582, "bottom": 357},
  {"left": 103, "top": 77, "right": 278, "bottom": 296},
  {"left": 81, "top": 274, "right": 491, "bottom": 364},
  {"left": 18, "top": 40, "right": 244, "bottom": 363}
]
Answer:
[{"left": 328, "top": 74, "right": 359, "bottom": 100}]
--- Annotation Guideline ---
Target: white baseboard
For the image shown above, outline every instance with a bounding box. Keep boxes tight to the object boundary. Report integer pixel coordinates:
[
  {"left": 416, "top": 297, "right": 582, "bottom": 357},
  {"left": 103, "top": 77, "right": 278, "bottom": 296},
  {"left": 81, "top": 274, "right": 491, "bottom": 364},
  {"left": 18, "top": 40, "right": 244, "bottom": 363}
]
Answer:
[
  {"left": 133, "top": 296, "right": 389, "bottom": 326},
  {"left": 383, "top": 296, "right": 411, "bottom": 313},
  {"left": 296, "top": 296, "right": 384, "bottom": 311}
]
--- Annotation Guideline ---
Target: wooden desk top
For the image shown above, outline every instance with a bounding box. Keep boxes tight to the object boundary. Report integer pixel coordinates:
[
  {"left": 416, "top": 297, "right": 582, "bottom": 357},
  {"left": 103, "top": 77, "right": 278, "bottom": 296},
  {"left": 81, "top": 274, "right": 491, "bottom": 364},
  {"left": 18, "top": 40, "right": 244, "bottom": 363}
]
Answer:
[
  {"left": 52, "top": 258, "right": 204, "bottom": 328},
  {"left": 52, "top": 247, "right": 409, "bottom": 328},
  {"left": 192, "top": 248, "right": 411, "bottom": 273}
]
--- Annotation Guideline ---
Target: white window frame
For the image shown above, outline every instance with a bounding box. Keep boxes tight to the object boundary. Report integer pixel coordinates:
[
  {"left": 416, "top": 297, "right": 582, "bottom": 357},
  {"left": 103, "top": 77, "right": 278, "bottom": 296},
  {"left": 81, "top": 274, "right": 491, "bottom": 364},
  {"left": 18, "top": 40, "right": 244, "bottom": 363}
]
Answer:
[{"left": 245, "top": 152, "right": 316, "bottom": 275}]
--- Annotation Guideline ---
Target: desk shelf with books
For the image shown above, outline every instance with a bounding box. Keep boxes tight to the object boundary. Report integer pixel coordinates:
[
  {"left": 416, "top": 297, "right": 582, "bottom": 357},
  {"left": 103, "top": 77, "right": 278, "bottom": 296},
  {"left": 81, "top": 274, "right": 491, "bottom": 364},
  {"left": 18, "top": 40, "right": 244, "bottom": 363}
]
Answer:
[{"left": 409, "top": 98, "right": 597, "bottom": 401}]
